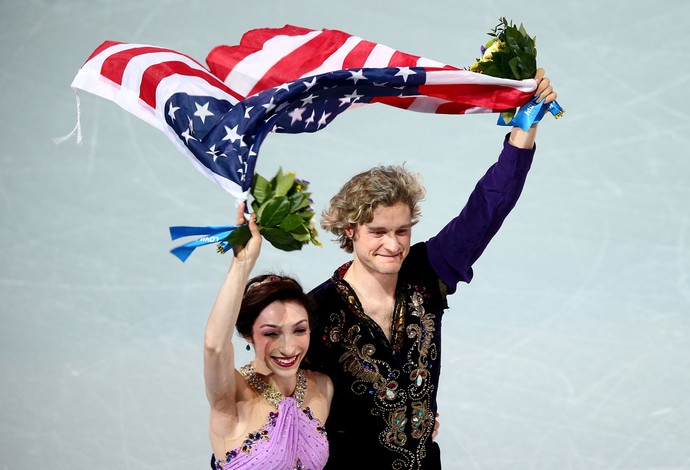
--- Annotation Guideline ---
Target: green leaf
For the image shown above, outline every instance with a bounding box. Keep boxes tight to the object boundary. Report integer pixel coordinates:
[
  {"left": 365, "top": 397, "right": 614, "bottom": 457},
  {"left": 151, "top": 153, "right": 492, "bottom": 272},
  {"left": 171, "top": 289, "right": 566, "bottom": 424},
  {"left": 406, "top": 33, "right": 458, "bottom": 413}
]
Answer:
[
  {"left": 255, "top": 199, "right": 267, "bottom": 221},
  {"left": 250, "top": 198, "right": 261, "bottom": 214},
  {"left": 518, "top": 52, "right": 536, "bottom": 78},
  {"left": 258, "top": 196, "right": 291, "bottom": 227},
  {"left": 505, "top": 30, "right": 522, "bottom": 54},
  {"left": 252, "top": 174, "right": 272, "bottom": 204},
  {"left": 518, "top": 23, "right": 528, "bottom": 38},
  {"left": 301, "top": 213, "right": 315, "bottom": 222},
  {"left": 288, "top": 191, "right": 306, "bottom": 210},
  {"left": 288, "top": 191, "right": 312, "bottom": 212},
  {"left": 500, "top": 108, "right": 516, "bottom": 123},
  {"left": 274, "top": 170, "right": 296, "bottom": 197},
  {"left": 261, "top": 227, "right": 303, "bottom": 251},
  {"left": 289, "top": 224, "right": 311, "bottom": 242},
  {"left": 226, "top": 225, "right": 251, "bottom": 248},
  {"left": 508, "top": 56, "right": 521, "bottom": 80},
  {"left": 279, "top": 213, "right": 304, "bottom": 232}
]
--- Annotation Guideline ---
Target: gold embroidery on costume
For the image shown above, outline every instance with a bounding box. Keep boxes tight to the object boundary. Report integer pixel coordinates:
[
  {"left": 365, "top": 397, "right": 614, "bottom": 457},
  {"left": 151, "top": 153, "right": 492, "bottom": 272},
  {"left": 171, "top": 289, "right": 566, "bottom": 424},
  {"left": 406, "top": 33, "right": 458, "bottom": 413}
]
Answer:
[
  {"left": 390, "top": 298, "right": 407, "bottom": 352},
  {"left": 410, "top": 401, "right": 434, "bottom": 439},
  {"left": 330, "top": 321, "right": 386, "bottom": 387},
  {"left": 405, "top": 290, "right": 436, "bottom": 402},
  {"left": 386, "top": 407, "right": 408, "bottom": 446}
]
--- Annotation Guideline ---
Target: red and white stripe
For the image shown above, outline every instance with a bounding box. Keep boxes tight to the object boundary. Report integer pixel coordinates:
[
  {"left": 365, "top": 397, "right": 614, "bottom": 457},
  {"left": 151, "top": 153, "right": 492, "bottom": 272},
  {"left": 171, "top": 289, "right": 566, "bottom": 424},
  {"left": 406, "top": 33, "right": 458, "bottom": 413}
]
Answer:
[
  {"left": 71, "top": 40, "right": 247, "bottom": 197},
  {"left": 72, "top": 41, "right": 242, "bottom": 129},
  {"left": 206, "top": 25, "right": 536, "bottom": 114}
]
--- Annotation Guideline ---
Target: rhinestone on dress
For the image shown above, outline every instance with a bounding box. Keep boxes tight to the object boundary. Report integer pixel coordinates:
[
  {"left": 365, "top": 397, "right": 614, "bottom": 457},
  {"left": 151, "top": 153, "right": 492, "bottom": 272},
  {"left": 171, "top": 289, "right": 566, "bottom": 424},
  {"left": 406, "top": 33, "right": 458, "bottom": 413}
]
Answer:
[{"left": 239, "top": 364, "right": 307, "bottom": 408}]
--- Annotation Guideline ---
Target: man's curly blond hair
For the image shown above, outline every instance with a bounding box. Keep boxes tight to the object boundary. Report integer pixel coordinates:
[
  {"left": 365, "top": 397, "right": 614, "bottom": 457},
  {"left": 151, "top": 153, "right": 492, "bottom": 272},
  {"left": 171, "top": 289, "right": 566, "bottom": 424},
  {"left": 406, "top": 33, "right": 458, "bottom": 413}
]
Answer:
[{"left": 321, "top": 165, "right": 426, "bottom": 253}]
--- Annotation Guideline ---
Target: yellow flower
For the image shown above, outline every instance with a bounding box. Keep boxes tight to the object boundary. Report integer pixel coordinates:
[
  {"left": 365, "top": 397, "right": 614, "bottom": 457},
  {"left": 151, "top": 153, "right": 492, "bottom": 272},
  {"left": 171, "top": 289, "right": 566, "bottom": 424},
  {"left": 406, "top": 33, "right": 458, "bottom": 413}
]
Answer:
[{"left": 481, "top": 38, "right": 504, "bottom": 61}]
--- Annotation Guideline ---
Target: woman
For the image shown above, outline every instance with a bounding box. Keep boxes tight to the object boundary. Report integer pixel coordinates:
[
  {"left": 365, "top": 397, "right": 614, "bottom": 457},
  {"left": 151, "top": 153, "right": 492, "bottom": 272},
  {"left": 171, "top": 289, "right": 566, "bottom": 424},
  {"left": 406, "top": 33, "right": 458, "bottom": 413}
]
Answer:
[{"left": 204, "top": 203, "right": 333, "bottom": 469}]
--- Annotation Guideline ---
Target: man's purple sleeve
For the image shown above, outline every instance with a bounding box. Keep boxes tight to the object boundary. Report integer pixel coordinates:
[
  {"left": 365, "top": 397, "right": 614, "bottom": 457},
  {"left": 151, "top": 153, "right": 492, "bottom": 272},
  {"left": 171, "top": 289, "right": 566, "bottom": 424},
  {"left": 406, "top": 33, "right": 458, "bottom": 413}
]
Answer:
[{"left": 426, "top": 134, "right": 536, "bottom": 294}]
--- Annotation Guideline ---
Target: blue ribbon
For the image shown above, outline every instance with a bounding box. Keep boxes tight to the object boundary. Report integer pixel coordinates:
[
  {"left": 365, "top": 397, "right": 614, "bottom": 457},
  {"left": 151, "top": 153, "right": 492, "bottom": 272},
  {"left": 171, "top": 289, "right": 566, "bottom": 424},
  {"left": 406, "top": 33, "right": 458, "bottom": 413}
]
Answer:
[
  {"left": 169, "top": 225, "right": 240, "bottom": 262},
  {"left": 497, "top": 97, "right": 564, "bottom": 131}
]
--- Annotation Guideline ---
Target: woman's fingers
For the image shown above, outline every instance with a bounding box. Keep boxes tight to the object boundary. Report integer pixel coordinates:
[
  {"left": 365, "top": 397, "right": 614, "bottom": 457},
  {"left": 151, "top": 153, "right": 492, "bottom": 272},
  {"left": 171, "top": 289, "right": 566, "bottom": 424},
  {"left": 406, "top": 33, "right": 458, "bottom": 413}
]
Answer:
[
  {"left": 534, "top": 67, "right": 545, "bottom": 82},
  {"left": 236, "top": 202, "right": 247, "bottom": 225},
  {"left": 248, "top": 213, "right": 260, "bottom": 239}
]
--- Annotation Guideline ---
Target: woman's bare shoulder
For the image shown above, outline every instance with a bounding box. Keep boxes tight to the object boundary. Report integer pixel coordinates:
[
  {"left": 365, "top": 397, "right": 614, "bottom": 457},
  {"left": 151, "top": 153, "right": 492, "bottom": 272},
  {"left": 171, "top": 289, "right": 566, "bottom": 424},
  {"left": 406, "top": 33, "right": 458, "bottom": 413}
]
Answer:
[{"left": 305, "top": 369, "right": 333, "bottom": 399}]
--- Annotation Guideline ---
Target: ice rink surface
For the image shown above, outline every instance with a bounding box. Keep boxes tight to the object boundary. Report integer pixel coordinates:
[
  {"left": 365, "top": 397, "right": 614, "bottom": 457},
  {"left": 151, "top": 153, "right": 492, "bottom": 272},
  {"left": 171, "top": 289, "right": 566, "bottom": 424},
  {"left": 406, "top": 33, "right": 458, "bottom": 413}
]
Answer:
[{"left": 1, "top": 1, "right": 689, "bottom": 468}]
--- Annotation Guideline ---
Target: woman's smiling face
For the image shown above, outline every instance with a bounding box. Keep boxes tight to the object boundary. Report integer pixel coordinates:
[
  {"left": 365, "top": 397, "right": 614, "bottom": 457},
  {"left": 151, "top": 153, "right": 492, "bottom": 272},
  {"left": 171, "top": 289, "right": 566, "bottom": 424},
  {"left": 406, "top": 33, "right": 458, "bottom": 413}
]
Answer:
[{"left": 250, "top": 299, "right": 310, "bottom": 378}]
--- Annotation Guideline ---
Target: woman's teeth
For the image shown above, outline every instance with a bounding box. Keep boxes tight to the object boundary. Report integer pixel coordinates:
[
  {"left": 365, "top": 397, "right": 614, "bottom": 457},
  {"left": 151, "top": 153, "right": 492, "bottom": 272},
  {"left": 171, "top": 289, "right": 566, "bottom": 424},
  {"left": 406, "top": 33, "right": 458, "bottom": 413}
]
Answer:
[{"left": 273, "top": 356, "right": 298, "bottom": 367}]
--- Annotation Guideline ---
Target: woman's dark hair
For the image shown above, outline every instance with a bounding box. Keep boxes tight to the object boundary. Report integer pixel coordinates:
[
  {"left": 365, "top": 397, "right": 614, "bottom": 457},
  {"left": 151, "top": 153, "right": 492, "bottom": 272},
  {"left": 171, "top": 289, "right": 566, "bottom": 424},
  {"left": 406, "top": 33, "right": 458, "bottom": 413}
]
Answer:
[{"left": 236, "top": 274, "right": 316, "bottom": 339}]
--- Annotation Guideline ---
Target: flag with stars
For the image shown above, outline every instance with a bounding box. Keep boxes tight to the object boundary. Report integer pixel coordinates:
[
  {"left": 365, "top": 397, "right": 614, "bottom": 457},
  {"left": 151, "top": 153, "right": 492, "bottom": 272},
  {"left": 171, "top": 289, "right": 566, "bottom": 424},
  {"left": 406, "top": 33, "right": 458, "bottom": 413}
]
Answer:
[{"left": 71, "top": 32, "right": 538, "bottom": 203}]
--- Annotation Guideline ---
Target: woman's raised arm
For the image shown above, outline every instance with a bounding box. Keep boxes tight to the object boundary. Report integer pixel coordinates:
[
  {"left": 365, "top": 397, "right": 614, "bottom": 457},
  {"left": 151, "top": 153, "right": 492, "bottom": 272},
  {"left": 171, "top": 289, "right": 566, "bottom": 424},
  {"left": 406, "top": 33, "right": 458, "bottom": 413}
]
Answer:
[{"left": 203, "top": 203, "right": 261, "bottom": 414}]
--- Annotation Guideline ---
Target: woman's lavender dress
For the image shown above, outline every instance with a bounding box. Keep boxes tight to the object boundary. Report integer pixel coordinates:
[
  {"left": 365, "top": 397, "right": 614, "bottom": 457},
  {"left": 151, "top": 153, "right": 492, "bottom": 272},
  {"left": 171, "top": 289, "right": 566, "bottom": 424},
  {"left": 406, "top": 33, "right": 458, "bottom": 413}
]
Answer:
[{"left": 211, "top": 366, "right": 328, "bottom": 470}]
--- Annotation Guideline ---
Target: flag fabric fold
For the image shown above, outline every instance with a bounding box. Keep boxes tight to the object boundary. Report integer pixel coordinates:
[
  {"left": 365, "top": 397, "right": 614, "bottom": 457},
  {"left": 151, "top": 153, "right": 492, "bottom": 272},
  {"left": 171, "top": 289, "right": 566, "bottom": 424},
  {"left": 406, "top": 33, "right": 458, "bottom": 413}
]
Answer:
[{"left": 206, "top": 25, "right": 537, "bottom": 115}]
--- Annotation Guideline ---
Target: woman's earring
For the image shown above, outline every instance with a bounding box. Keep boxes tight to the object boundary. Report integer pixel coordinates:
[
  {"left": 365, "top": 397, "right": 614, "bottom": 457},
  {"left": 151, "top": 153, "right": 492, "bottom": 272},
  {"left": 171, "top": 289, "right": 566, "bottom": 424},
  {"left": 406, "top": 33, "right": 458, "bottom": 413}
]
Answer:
[{"left": 246, "top": 344, "right": 251, "bottom": 351}]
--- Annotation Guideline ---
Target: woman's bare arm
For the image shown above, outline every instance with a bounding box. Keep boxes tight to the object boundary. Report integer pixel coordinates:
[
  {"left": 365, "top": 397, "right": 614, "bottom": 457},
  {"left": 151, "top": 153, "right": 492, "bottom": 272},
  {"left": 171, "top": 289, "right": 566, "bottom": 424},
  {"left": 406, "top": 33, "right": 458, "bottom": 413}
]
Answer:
[{"left": 203, "top": 204, "right": 261, "bottom": 414}]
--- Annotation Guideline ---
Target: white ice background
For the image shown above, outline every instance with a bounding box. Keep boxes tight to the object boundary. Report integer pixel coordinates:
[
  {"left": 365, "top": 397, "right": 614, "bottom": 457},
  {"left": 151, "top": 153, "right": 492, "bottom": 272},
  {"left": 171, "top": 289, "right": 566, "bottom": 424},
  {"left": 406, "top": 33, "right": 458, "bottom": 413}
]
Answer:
[{"left": 1, "top": 1, "right": 689, "bottom": 469}]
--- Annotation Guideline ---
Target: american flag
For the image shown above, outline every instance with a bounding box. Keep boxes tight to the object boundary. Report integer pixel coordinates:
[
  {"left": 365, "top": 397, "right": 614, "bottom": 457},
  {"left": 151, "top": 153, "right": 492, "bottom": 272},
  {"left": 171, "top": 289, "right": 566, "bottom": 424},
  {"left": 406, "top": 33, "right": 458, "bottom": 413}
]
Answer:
[{"left": 70, "top": 27, "right": 538, "bottom": 201}]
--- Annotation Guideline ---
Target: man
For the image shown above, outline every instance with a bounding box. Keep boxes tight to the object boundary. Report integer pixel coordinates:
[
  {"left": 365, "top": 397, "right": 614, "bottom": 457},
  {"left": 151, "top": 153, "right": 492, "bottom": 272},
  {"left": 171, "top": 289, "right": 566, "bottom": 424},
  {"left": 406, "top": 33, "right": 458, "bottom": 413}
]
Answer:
[{"left": 305, "top": 69, "right": 557, "bottom": 469}]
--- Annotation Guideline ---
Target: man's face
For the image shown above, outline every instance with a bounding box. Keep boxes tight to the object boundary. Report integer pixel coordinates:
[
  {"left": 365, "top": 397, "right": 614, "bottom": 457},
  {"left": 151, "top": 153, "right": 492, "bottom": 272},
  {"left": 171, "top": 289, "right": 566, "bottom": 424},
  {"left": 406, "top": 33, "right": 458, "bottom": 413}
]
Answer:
[{"left": 346, "top": 202, "right": 412, "bottom": 276}]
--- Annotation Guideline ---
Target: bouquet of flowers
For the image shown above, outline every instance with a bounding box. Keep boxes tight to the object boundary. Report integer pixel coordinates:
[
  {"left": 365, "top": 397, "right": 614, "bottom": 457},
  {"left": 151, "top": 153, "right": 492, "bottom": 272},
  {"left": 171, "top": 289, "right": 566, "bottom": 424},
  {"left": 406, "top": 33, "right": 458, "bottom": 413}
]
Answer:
[
  {"left": 222, "top": 168, "right": 321, "bottom": 252},
  {"left": 469, "top": 17, "right": 563, "bottom": 125},
  {"left": 168, "top": 168, "right": 320, "bottom": 261}
]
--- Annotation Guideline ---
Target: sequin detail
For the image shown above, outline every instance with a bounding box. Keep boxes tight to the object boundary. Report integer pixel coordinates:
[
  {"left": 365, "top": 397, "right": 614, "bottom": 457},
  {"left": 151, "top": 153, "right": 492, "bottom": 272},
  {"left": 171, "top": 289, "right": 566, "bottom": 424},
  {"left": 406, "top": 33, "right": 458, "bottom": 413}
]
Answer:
[
  {"left": 239, "top": 364, "right": 307, "bottom": 408},
  {"left": 213, "top": 420, "right": 273, "bottom": 468},
  {"left": 303, "top": 407, "right": 327, "bottom": 436}
]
